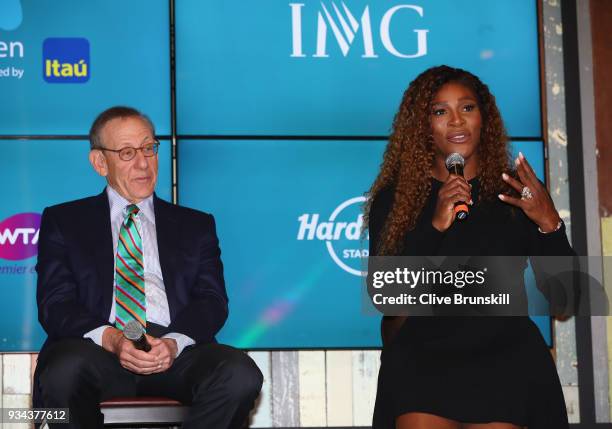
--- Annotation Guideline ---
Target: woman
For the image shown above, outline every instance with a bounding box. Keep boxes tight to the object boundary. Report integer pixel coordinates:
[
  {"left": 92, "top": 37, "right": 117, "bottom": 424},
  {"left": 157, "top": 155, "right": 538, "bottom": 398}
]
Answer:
[{"left": 365, "top": 65, "right": 573, "bottom": 429}]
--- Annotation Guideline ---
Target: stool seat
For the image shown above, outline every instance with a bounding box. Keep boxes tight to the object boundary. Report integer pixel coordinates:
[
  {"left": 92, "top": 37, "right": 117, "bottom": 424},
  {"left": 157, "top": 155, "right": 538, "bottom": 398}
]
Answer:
[
  {"left": 100, "top": 396, "right": 188, "bottom": 426},
  {"left": 101, "top": 397, "right": 182, "bottom": 407}
]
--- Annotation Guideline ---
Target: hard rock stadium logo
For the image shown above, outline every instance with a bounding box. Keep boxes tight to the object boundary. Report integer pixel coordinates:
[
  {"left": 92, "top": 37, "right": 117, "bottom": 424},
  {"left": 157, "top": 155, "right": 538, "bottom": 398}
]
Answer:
[{"left": 296, "top": 196, "right": 369, "bottom": 277}]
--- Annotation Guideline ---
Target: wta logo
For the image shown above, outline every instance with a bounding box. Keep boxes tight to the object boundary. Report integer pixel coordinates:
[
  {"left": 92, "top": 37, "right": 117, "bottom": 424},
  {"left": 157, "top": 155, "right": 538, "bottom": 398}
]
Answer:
[
  {"left": 0, "top": 213, "right": 41, "bottom": 261},
  {"left": 297, "top": 196, "right": 369, "bottom": 277}
]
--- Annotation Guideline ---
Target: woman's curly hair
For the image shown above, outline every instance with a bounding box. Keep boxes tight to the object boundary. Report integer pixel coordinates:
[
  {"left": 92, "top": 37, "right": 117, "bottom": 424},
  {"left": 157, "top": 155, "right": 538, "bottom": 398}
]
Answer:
[{"left": 364, "top": 65, "right": 516, "bottom": 255}]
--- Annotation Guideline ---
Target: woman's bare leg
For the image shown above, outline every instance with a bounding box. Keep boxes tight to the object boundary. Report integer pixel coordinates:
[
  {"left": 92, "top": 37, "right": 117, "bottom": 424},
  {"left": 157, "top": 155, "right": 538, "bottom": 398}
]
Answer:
[
  {"left": 396, "top": 412, "right": 461, "bottom": 429},
  {"left": 462, "top": 422, "right": 525, "bottom": 429}
]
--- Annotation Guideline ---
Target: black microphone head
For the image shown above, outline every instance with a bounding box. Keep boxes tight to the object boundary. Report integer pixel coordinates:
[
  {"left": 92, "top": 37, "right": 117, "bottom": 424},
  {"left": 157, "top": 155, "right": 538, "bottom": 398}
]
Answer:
[
  {"left": 123, "top": 320, "right": 145, "bottom": 341},
  {"left": 445, "top": 153, "right": 465, "bottom": 170}
]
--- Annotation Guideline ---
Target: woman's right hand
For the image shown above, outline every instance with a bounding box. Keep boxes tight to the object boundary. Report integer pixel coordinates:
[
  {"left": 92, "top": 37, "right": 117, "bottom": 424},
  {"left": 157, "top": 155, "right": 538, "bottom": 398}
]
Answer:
[{"left": 431, "top": 174, "right": 472, "bottom": 232}]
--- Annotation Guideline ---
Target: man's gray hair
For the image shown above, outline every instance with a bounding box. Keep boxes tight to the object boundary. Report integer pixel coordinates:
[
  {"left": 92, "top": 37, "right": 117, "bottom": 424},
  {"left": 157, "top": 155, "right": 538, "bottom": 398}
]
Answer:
[{"left": 89, "top": 106, "right": 155, "bottom": 150}]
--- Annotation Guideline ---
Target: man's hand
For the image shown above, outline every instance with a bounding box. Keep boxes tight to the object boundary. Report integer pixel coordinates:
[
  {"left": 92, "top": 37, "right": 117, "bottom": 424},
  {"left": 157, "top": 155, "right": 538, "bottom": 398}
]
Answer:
[
  {"left": 147, "top": 335, "right": 178, "bottom": 373},
  {"left": 101, "top": 327, "right": 161, "bottom": 375}
]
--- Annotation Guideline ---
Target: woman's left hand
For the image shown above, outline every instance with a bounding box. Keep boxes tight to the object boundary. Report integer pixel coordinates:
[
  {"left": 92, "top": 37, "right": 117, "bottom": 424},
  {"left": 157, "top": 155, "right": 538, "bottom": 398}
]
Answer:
[{"left": 498, "top": 152, "right": 562, "bottom": 233}]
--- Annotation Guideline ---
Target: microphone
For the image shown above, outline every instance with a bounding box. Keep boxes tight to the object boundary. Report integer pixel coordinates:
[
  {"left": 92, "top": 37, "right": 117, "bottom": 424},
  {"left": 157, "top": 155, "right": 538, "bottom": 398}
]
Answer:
[
  {"left": 123, "top": 320, "right": 151, "bottom": 352},
  {"left": 445, "top": 153, "right": 469, "bottom": 220}
]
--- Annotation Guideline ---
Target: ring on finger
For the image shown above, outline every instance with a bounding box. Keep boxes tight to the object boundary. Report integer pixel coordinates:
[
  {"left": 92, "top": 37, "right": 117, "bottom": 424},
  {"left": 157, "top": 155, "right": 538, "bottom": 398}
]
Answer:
[{"left": 521, "top": 186, "right": 533, "bottom": 200}]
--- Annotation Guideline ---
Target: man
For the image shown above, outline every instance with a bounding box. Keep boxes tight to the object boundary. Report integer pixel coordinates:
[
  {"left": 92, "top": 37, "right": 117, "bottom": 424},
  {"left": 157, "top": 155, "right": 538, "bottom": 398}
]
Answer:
[{"left": 34, "top": 106, "right": 263, "bottom": 428}]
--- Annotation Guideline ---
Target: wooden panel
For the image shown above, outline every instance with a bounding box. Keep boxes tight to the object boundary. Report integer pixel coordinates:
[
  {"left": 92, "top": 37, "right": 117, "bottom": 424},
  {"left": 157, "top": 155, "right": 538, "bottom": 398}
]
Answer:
[
  {"left": 542, "top": 0, "right": 579, "bottom": 415},
  {"left": 543, "top": 0, "right": 572, "bottom": 239},
  {"left": 298, "top": 351, "right": 326, "bottom": 427},
  {"left": 3, "top": 354, "right": 31, "bottom": 394},
  {"left": 2, "top": 394, "right": 31, "bottom": 429},
  {"left": 603, "top": 218, "right": 612, "bottom": 256},
  {"left": 352, "top": 350, "right": 380, "bottom": 426},
  {"left": 555, "top": 318, "right": 578, "bottom": 385},
  {"left": 604, "top": 219, "right": 612, "bottom": 419},
  {"left": 563, "top": 385, "right": 580, "bottom": 424},
  {"left": 326, "top": 350, "right": 353, "bottom": 426},
  {"left": 603, "top": 218, "right": 612, "bottom": 302},
  {"left": 592, "top": 317, "right": 610, "bottom": 422},
  {"left": 271, "top": 351, "right": 300, "bottom": 427},
  {"left": 248, "top": 351, "right": 272, "bottom": 428},
  {"left": 591, "top": 0, "right": 612, "bottom": 215}
]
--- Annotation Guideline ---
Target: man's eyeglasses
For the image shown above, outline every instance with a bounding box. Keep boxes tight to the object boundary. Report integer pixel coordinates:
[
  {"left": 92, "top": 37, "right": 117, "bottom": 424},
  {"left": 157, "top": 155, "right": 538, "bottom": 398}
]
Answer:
[{"left": 98, "top": 140, "right": 160, "bottom": 162}]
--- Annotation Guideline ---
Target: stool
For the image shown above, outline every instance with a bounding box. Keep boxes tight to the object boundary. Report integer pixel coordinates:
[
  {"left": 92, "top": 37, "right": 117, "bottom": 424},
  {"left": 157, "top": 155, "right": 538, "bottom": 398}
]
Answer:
[{"left": 100, "top": 397, "right": 188, "bottom": 426}]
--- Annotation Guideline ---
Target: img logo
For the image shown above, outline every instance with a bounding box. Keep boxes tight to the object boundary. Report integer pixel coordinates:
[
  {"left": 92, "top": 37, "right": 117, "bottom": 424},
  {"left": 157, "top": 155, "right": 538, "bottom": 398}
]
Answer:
[
  {"left": 0, "top": 0, "right": 23, "bottom": 31},
  {"left": 290, "top": 2, "right": 428, "bottom": 58},
  {"left": 43, "top": 37, "right": 90, "bottom": 83},
  {"left": 297, "top": 196, "right": 369, "bottom": 277},
  {"left": 0, "top": 213, "right": 41, "bottom": 261}
]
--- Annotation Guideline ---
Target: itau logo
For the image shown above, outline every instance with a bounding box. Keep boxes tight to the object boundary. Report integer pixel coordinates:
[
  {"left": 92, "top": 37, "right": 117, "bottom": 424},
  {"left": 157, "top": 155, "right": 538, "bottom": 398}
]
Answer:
[
  {"left": 43, "top": 37, "right": 90, "bottom": 83},
  {"left": 0, "top": 0, "right": 23, "bottom": 31},
  {"left": 297, "top": 197, "right": 369, "bottom": 276},
  {"left": 0, "top": 213, "right": 41, "bottom": 261}
]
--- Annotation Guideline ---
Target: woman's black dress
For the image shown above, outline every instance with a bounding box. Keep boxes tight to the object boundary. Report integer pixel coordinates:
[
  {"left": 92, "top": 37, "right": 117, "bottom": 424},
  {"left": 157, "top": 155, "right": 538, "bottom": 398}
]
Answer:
[{"left": 370, "top": 177, "right": 573, "bottom": 428}]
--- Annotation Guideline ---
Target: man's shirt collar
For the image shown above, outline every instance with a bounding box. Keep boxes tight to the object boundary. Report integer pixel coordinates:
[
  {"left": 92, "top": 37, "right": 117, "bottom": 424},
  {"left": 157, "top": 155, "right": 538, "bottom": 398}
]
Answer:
[{"left": 106, "top": 186, "right": 155, "bottom": 225}]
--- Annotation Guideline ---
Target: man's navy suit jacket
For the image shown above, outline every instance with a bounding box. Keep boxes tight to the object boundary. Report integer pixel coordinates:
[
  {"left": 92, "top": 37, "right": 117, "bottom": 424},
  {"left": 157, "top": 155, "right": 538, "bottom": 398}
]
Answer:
[{"left": 35, "top": 189, "right": 228, "bottom": 364}]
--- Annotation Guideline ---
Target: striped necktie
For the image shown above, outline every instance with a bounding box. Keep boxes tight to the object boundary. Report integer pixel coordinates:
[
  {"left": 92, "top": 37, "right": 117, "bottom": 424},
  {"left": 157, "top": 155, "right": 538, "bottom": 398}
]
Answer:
[{"left": 114, "top": 204, "right": 146, "bottom": 331}]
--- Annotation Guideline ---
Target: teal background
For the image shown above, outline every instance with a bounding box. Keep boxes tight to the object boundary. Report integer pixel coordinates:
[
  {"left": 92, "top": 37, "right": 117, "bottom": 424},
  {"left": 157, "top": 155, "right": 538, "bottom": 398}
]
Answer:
[
  {"left": 176, "top": 0, "right": 541, "bottom": 137},
  {"left": 0, "top": 139, "right": 171, "bottom": 351},
  {"left": 180, "top": 139, "right": 384, "bottom": 348},
  {"left": 179, "top": 139, "right": 552, "bottom": 348},
  {"left": 0, "top": 0, "right": 551, "bottom": 350},
  {"left": 0, "top": 0, "right": 170, "bottom": 135}
]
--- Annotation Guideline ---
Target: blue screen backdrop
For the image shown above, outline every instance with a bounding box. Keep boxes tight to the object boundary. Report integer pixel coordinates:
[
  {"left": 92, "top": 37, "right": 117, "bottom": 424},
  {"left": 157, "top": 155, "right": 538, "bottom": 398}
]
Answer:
[
  {"left": 176, "top": 0, "right": 541, "bottom": 137},
  {"left": 0, "top": 0, "right": 552, "bottom": 350},
  {"left": 0, "top": 0, "right": 170, "bottom": 135},
  {"left": 0, "top": 139, "right": 171, "bottom": 351},
  {"left": 179, "top": 139, "right": 551, "bottom": 348}
]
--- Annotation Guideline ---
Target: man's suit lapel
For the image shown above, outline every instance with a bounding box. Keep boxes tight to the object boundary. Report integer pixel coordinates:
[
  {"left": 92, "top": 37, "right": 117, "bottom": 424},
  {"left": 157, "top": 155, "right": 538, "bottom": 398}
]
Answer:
[
  {"left": 154, "top": 195, "right": 179, "bottom": 319},
  {"left": 91, "top": 190, "right": 115, "bottom": 318}
]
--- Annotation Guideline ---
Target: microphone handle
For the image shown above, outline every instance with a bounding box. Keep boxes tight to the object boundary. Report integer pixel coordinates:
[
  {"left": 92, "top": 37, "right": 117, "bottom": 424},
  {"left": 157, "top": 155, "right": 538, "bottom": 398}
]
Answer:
[
  {"left": 454, "top": 202, "right": 469, "bottom": 220},
  {"left": 448, "top": 163, "right": 464, "bottom": 177},
  {"left": 133, "top": 334, "right": 151, "bottom": 352},
  {"left": 447, "top": 163, "right": 469, "bottom": 220}
]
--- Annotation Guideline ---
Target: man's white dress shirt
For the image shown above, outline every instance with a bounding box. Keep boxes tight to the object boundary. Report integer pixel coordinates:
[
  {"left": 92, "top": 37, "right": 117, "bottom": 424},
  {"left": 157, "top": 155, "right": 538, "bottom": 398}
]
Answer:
[{"left": 84, "top": 186, "right": 195, "bottom": 356}]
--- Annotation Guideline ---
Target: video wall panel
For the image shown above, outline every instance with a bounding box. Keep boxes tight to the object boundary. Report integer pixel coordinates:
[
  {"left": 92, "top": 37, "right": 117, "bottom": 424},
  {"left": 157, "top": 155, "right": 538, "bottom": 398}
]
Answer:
[
  {"left": 179, "top": 139, "right": 551, "bottom": 348},
  {"left": 0, "top": 0, "right": 551, "bottom": 350},
  {"left": 179, "top": 139, "right": 383, "bottom": 348},
  {"left": 0, "top": 0, "right": 170, "bottom": 135},
  {"left": 0, "top": 139, "right": 172, "bottom": 351},
  {"left": 176, "top": 0, "right": 541, "bottom": 137}
]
